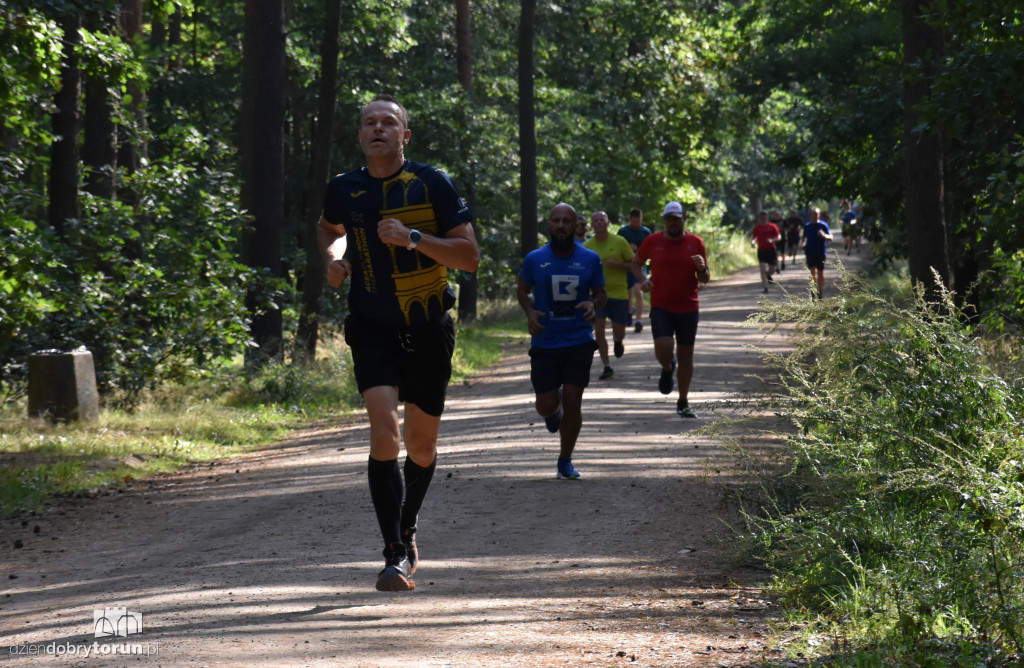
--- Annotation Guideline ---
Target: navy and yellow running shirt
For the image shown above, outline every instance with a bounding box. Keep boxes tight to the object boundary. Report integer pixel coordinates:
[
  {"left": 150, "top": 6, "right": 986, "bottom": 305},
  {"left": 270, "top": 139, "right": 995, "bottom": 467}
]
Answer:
[{"left": 322, "top": 160, "right": 472, "bottom": 326}]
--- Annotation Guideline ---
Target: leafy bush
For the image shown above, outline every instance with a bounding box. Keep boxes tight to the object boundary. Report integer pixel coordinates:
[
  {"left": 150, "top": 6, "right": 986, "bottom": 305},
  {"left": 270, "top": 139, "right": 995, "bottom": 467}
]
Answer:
[
  {"left": 0, "top": 135, "right": 254, "bottom": 408},
  {"left": 747, "top": 273, "right": 1024, "bottom": 662}
]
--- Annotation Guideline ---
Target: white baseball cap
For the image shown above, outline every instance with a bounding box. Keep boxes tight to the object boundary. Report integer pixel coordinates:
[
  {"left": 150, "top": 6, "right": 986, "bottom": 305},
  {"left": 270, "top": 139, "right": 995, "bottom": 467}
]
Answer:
[{"left": 662, "top": 201, "right": 685, "bottom": 217}]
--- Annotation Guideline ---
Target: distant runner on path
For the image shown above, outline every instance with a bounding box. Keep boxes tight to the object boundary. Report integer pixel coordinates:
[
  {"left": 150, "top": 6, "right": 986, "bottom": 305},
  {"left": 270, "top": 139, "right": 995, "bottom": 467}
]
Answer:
[
  {"left": 617, "top": 207, "right": 652, "bottom": 333},
  {"left": 584, "top": 210, "right": 635, "bottom": 381},
  {"left": 518, "top": 203, "right": 607, "bottom": 480},
  {"left": 801, "top": 206, "right": 833, "bottom": 300}
]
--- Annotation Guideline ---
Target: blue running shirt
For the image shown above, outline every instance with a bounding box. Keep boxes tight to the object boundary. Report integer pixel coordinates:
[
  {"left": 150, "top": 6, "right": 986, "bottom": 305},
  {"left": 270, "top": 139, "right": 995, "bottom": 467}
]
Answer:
[{"left": 519, "top": 244, "right": 605, "bottom": 349}]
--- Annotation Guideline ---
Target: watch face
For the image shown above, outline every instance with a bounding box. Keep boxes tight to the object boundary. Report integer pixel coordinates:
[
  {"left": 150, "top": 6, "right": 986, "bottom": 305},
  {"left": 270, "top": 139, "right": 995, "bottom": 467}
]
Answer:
[{"left": 410, "top": 229, "right": 422, "bottom": 244}]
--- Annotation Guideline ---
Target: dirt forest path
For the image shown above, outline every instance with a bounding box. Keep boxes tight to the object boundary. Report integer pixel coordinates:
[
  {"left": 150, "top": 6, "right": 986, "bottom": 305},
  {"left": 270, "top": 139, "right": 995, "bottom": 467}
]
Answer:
[{"left": 2, "top": 243, "right": 869, "bottom": 667}]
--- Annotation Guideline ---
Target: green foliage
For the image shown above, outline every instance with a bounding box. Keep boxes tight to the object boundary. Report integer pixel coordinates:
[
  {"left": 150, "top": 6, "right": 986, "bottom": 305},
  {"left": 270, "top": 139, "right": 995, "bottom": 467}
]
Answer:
[
  {"left": 1, "top": 133, "right": 254, "bottom": 407},
  {"left": 725, "top": 0, "right": 1024, "bottom": 318},
  {"left": 746, "top": 276, "right": 1024, "bottom": 662},
  {"left": 982, "top": 248, "right": 1024, "bottom": 336}
]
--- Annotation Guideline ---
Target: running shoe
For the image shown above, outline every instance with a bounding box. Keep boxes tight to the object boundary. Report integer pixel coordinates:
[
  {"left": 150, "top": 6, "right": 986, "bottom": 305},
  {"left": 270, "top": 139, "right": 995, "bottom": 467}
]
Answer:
[
  {"left": 376, "top": 543, "right": 415, "bottom": 592},
  {"left": 634, "top": 321, "right": 643, "bottom": 333},
  {"left": 544, "top": 408, "right": 562, "bottom": 433},
  {"left": 677, "top": 399, "right": 697, "bottom": 419},
  {"left": 613, "top": 339, "right": 624, "bottom": 358},
  {"left": 401, "top": 526, "right": 418, "bottom": 574},
  {"left": 556, "top": 458, "right": 581, "bottom": 480},
  {"left": 599, "top": 366, "right": 614, "bottom": 380},
  {"left": 658, "top": 359, "right": 676, "bottom": 395}
]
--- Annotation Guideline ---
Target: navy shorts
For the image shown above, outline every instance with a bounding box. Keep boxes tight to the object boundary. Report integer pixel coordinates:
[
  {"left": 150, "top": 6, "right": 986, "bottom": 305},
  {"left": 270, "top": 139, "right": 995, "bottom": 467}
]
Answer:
[
  {"left": 529, "top": 341, "right": 598, "bottom": 395},
  {"left": 344, "top": 313, "right": 456, "bottom": 417},
  {"left": 595, "top": 298, "right": 630, "bottom": 325},
  {"left": 649, "top": 307, "right": 699, "bottom": 346},
  {"left": 805, "top": 252, "right": 826, "bottom": 271},
  {"left": 626, "top": 265, "right": 647, "bottom": 288}
]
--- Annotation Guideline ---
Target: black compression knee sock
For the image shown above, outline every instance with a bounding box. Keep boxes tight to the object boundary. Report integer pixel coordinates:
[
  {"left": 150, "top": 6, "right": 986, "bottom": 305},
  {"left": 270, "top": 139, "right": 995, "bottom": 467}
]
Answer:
[
  {"left": 400, "top": 456, "right": 436, "bottom": 533},
  {"left": 367, "top": 456, "right": 404, "bottom": 547}
]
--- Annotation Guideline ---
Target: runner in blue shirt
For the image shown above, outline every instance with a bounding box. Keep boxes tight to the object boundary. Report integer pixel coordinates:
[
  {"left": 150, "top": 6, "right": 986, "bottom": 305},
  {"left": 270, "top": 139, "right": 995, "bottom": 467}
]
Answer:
[
  {"left": 518, "top": 203, "right": 607, "bottom": 480},
  {"left": 801, "top": 206, "right": 834, "bottom": 299}
]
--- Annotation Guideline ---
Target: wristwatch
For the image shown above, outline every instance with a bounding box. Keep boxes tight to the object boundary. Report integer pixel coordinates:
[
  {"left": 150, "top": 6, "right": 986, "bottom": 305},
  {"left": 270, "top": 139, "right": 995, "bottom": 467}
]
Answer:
[{"left": 407, "top": 229, "right": 422, "bottom": 249}]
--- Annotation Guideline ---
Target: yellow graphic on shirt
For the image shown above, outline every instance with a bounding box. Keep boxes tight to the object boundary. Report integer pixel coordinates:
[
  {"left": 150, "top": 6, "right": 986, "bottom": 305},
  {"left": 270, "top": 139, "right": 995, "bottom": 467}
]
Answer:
[{"left": 381, "top": 171, "right": 447, "bottom": 324}]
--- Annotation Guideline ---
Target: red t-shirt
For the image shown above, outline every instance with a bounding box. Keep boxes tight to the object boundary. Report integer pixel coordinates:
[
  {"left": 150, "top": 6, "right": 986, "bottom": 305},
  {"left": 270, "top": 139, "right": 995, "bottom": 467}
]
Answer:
[
  {"left": 636, "top": 231, "right": 707, "bottom": 313},
  {"left": 752, "top": 222, "right": 781, "bottom": 251}
]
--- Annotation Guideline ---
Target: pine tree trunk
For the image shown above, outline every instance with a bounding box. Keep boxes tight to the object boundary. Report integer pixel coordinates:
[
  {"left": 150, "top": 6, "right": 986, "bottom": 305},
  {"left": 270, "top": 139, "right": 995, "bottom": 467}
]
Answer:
[
  {"left": 241, "top": 0, "right": 286, "bottom": 366},
  {"left": 455, "top": 0, "right": 478, "bottom": 323},
  {"left": 518, "top": 0, "right": 538, "bottom": 257},
  {"left": 295, "top": 0, "right": 342, "bottom": 363},
  {"left": 901, "top": 0, "right": 950, "bottom": 306},
  {"left": 49, "top": 12, "right": 82, "bottom": 239}
]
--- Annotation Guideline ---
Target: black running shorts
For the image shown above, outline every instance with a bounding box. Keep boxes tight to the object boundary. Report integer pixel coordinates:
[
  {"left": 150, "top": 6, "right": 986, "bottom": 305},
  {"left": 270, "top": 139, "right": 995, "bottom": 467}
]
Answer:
[
  {"left": 529, "top": 341, "right": 598, "bottom": 395},
  {"left": 805, "top": 252, "right": 826, "bottom": 271},
  {"left": 649, "top": 307, "right": 699, "bottom": 346},
  {"left": 344, "top": 313, "right": 456, "bottom": 417}
]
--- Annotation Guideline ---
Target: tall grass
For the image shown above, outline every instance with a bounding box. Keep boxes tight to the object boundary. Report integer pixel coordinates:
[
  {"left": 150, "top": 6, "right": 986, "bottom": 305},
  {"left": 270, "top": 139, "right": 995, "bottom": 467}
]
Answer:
[{"left": 746, "top": 270, "right": 1024, "bottom": 664}]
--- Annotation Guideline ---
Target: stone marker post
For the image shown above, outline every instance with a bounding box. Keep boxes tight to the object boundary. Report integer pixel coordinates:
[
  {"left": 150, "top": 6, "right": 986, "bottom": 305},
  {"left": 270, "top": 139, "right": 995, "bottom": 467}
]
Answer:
[{"left": 27, "top": 349, "right": 100, "bottom": 422}]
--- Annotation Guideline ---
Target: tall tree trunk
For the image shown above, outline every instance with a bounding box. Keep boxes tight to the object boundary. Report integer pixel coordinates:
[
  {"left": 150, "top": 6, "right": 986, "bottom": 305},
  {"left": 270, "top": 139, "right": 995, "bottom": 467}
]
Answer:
[
  {"left": 118, "top": 0, "right": 147, "bottom": 173},
  {"left": 49, "top": 12, "right": 82, "bottom": 239},
  {"left": 295, "top": 0, "right": 342, "bottom": 364},
  {"left": 118, "top": 0, "right": 147, "bottom": 261},
  {"left": 82, "top": 13, "right": 118, "bottom": 201},
  {"left": 748, "top": 193, "right": 762, "bottom": 222},
  {"left": 455, "top": 0, "right": 478, "bottom": 323},
  {"left": 456, "top": 0, "right": 473, "bottom": 85},
  {"left": 241, "top": 0, "right": 286, "bottom": 366},
  {"left": 518, "top": 0, "right": 538, "bottom": 257},
  {"left": 901, "top": 0, "right": 949, "bottom": 306}
]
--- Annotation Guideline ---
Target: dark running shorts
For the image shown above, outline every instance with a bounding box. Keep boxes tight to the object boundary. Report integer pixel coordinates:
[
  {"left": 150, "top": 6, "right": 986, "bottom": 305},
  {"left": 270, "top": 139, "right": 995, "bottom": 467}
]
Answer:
[
  {"left": 805, "top": 252, "right": 826, "bottom": 271},
  {"left": 344, "top": 313, "right": 456, "bottom": 417},
  {"left": 529, "top": 341, "right": 598, "bottom": 395},
  {"left": 649, "top": 307, "right": 699, "bottom": 346},
  {"left": 757, "top": 249, "right": 778, "bottom": 265},
  {"left": 595, "top": 298, "right": 630, "bottom": 326}
]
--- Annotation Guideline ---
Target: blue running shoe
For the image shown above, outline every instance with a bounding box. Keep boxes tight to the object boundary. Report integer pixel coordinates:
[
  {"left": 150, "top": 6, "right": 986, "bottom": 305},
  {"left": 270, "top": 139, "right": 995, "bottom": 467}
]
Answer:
[
  {"left": 658, "top": 359, "right": 676, "bottom": 395},
  {"left": 556, "top": 458, "right": 580, "bottom": 480}
]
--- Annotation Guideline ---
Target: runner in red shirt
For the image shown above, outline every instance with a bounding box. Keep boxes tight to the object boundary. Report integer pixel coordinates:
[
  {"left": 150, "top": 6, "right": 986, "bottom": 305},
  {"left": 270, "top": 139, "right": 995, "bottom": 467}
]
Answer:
[
  {"left": 631, "top": 201, "right": 710, "bottom": 418},
  {"left": 751, "top": 210, "right": 782, "bottom": 293}
]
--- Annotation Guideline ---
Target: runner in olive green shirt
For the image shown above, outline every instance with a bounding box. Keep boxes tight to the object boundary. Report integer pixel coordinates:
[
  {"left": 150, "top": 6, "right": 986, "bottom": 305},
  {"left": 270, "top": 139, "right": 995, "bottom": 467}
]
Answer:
[{"left": 584, "top": 211, "right": 636, "bottom": 380}]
